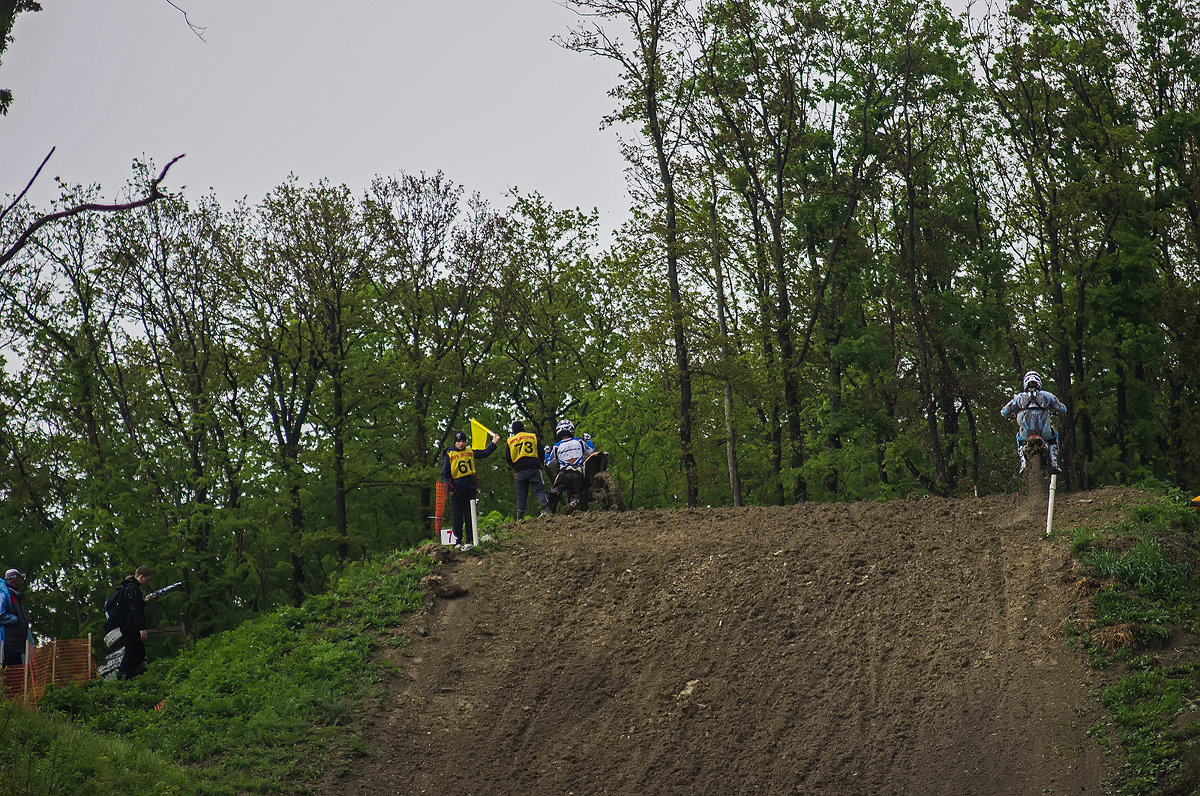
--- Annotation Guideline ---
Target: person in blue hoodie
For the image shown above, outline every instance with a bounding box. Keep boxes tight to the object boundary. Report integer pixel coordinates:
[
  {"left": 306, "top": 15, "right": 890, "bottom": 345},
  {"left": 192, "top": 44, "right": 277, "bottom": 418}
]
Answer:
[
  {"left": 2, "top": 569, "right": 32, "bottom": 665},
  {"left": 1001, "top": 370, "right": 1068, "bottom": 474},
  {"left": 0, "top": 577, "right": 17, "bottom": 665},
  {"left": 441, "top": 428, "right": 500, "bottom": 546}
]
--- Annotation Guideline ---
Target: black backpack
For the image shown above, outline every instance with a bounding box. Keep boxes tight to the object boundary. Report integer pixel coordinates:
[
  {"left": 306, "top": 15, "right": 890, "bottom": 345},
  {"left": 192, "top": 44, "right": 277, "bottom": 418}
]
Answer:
[{"left": 104, "top": 584, "right": 128, "bottom": 624}]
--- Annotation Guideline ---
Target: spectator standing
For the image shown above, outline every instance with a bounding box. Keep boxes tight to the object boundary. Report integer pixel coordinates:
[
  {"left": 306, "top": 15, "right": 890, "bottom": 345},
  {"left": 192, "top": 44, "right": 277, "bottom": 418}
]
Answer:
[
  {"left": 103, "top": 566, "right": 159, "bottom": 679},
  {"left": 505, "top": 421, "right": 551, "bottom": 518},
  {"left": 0, "top": 576, "right": 16, "bottom": 666},
  {"left": 441, "top": 429, "right": 500, "bottom": 546},
  {"left": 2, "top": 569, "right": 32, "bottom": 665}
]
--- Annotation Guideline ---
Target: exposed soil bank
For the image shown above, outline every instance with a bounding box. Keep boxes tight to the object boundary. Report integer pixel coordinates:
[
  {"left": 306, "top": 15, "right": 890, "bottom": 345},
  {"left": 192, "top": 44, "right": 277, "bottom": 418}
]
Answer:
[{"left": 320, "top": 488, "right": 1143, "bottom": 795}]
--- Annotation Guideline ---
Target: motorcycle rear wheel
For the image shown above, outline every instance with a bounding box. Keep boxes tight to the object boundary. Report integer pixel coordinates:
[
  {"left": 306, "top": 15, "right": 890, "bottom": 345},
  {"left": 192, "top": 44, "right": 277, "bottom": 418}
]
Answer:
[{"left": 589, "top": 471, "right": 626, "bottom": 511}]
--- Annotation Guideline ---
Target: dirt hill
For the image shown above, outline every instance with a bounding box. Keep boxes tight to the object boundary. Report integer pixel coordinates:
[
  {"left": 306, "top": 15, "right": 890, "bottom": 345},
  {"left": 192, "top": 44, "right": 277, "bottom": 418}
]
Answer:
[{"left": 319, "top": 487, "right": 1143, "bottom": 795}]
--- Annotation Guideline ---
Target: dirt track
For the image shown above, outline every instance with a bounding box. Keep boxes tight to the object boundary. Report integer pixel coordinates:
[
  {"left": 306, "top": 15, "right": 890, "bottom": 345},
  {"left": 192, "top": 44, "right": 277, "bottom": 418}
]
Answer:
[{"left": 319, "top": 487, "right": 1141, "bottom": 795}]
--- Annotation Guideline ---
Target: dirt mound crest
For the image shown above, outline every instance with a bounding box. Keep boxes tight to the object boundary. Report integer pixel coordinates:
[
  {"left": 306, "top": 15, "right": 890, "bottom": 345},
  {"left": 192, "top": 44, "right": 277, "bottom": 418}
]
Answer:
[{"left": 321, "top": 488, "right": 1142, "bottom": 795}]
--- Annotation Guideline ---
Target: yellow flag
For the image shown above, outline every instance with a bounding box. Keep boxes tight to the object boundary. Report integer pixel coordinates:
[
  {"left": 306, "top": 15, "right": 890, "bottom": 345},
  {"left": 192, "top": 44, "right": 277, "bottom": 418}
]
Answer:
[{"left": 470, "top": 418, "right": 493, "bottom": 450}]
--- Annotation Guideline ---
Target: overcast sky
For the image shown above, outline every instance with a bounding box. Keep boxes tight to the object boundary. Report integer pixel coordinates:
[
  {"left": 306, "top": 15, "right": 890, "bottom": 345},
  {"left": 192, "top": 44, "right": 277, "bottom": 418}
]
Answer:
[{"left": 2, "top": 1, "right": 633, "bottom": 233}]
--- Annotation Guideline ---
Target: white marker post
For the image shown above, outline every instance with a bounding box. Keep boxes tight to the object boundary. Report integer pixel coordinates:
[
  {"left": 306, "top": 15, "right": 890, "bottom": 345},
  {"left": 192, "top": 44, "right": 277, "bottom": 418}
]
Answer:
[
  {"left": 1045, "top": 474, "right": 1058, "bottom": 537},
  {"left": 469, "top": 498, "right": 479, "bottom": 547}
]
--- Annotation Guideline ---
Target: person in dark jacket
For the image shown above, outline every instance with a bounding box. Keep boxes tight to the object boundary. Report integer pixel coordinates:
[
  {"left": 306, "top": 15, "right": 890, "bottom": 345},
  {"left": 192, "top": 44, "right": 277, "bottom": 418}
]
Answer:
[
  {"left": 2, "top": 569, "right": 32, "bottom": 665},
  {"left": 103, "top": 566, "right": 158, "bottom": 679},
  {"left": 441, "top": 429, "right": 499, "bottom": 546},
  {"left": 505, "top": 421, "right": 550, "bottom": 519}
]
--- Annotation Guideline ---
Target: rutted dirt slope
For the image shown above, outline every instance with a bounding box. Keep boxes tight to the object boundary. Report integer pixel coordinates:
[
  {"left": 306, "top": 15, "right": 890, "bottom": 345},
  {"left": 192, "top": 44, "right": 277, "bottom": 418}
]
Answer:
[{"left": 320, "top": 487, "right": 1143, "bottom": 795}]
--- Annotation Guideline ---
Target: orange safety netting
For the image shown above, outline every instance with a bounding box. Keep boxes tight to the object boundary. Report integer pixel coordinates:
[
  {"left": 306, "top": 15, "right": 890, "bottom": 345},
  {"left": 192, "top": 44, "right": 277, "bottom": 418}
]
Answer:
[
  {"left": 1, "top": 637, "right": 94, "bottom": 705},
  {"left": 434, "top": 480, "right": 448, "bottom": 533}
]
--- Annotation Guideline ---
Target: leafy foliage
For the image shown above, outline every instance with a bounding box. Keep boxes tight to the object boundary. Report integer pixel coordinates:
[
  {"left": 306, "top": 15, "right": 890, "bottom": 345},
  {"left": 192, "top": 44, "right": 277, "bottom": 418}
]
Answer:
[
  {"left": 0, "top": 701, "right": 196, "bottom": 796},
  {"left": 1102, "top": 665, "right": 1200, "bottom": 796}
]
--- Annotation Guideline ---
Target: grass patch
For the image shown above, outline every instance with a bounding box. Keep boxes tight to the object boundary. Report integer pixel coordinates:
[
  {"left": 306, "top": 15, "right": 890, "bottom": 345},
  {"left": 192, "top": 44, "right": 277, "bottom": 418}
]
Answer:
[
  {"left": 0, "top": 700, "right": 197, "bottom": 795},
  {"left": 1063, "top": 486, "right": 1200, "bottom": 795},
  {"left": 1102, "top": 665, "right": 1200, "bottom": 796},
  {"left": 17, "top": 537, "right": 480, "bottom": 793}
]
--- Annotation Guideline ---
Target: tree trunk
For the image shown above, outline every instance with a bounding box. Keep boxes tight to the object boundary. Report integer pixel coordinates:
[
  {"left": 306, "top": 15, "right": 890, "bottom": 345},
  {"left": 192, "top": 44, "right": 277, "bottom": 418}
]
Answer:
[{"left": 710, "top": 184, "right": 742, "bottom": 506}]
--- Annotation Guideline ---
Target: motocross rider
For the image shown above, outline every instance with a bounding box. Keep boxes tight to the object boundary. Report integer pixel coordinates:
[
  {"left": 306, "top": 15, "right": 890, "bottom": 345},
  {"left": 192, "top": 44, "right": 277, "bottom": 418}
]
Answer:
[
  {"left": 1000, "top": 370, "right": 1067, "bottom": 474},
  {"left": 544, "top": 419, "right": 594, "bottom": 514}
]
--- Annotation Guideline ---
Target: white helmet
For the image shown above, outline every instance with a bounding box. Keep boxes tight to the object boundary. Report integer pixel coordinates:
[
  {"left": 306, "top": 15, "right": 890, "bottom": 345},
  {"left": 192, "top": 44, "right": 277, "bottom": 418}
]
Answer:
[
  {"left": 1023, "top": 370, "right": 1042, "bottom": 391},
  {"left": 555, "top": 419, "right": 575, "bottom": 437}
]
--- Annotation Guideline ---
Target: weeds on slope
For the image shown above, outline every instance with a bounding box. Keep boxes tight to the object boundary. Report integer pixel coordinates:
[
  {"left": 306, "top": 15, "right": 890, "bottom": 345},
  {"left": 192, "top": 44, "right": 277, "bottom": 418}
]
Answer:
[
  {"left": 1063, "top": 486, "right": 1200, "bottom": 796},
  {"left": 0, "top": 700, "right": 194, "bottom": 796},
  {"left": 18, "top": 541, "right": 448, "bottom": 793}
]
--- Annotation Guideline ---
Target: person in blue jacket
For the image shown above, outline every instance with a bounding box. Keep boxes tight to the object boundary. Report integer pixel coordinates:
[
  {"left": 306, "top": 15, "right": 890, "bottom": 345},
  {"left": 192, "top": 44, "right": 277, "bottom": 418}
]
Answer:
[
  {"left": 441, "top": 428, "right": 500, "bottom": 546},
  {"left": 545, "top": 419, "right": 595, "bottom": 514},
  {"left": 2, "top": 569, "right": 32, "bottom": 666},
  {"left": 1001, "top": 370, "right": 1067, "bottom": 474},
  {"left": 0, "top": 577, "right": 18, "bottom": 664}
]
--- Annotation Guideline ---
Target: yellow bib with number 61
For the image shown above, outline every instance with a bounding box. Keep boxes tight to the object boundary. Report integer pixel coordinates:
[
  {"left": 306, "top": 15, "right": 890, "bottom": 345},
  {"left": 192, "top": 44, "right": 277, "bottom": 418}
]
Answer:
[{"left": 448, "top": 448, "right": 476, "bottom": 478}]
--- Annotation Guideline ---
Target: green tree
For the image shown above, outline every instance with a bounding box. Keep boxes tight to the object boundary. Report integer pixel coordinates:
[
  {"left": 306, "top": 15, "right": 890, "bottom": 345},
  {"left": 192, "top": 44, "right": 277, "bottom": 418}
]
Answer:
[
  {"left": 981, "top": 0, "right": 1164, "bottom": 488},
  {"left": 105, "top": 189, "right": 259, "bottom": 633},
  {"left": 496, "top": 192, "right": 625, "bottom": 435},
  {"left": 363, "top": 171, "right": 513, "bottom": 540},
  {"left": 870, "top": 0, "right": 1001, "bottom": 495},
  {"left": 560, "top": 0, "right": 702, "bottom": 506},
  {"left": 0, "top": 0, "right": 40, "bottom": 115},
  {"left": 260, "top": 179, "right": 372, "bottom": 561}
]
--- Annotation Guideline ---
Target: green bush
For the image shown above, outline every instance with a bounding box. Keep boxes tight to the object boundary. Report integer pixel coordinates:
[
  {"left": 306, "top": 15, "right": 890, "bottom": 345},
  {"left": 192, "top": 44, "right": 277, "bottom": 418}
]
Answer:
[{"left": 0, "top": 702, "right": 202, "bottom": 795}]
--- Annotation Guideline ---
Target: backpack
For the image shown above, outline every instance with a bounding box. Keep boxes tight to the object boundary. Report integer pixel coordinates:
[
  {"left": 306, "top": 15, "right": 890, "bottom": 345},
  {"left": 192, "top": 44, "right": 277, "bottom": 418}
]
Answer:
[{"left": 105, "top": 584, "right": 128, "bottom": 624}]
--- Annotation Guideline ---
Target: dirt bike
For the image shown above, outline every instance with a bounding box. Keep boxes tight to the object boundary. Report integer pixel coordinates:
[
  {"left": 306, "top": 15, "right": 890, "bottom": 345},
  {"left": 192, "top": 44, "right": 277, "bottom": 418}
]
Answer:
[
  {"left": 547, "top": 450, "right": 626, "bottom": 514},
  {"left": 1021, "top": 434, "right": 1051, "bottom": 476},
  {"left": 1019, "top": 434, "right": 1058, "bottom": 509}
]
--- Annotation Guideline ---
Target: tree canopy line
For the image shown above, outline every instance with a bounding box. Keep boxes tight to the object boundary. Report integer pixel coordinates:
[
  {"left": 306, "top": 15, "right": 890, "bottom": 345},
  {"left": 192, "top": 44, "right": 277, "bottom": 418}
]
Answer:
[{"left": 0, "top": 0, "right": 1196, "bottom": 643}]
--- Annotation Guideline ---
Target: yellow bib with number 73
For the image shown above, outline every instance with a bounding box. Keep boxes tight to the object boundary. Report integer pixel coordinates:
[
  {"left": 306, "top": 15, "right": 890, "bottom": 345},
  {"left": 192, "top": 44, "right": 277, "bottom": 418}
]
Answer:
[{"left": 507, "top": 431, "right": 538, "bottom": 463}]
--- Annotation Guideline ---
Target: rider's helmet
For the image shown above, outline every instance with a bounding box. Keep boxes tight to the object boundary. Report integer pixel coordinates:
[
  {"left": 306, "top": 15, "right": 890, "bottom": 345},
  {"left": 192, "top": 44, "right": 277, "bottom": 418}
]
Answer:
[
  {"left": 453, "top": 430, "right": 468, "bottom": 444},
  {"left": 511, "top": 421, "right": 525, "bottom": 434},
  {"left": 555, "top": 419, "right": 575, "bottom": 440},
  {"left": 1022, "top": 371, "right": 1042, "bottom": 392}
]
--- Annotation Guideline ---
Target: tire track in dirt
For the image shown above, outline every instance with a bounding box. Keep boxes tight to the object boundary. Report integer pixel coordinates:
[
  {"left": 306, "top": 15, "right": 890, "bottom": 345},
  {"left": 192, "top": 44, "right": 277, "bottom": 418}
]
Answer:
[{"left": 319, "top": 488, "right": 1139, "bottom": 795}]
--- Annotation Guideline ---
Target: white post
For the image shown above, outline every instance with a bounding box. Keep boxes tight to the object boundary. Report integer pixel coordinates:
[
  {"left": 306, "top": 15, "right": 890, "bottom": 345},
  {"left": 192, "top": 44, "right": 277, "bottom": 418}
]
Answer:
[
  {"left": 469, "top": 498, "right": 479, "bottom": 547},
  {"left": 1045, "top": 474, "right": 1058, "bottom": 537}
]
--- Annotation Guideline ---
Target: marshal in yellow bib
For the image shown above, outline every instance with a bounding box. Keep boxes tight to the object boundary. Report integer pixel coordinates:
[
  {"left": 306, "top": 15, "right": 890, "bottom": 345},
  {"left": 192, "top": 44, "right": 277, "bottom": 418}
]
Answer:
[
  {"left": 448, "top": 448, "right": 477, "bottom": 478},
  {"left": 507, "top": 431, "right": 538, "bottom": 463}
]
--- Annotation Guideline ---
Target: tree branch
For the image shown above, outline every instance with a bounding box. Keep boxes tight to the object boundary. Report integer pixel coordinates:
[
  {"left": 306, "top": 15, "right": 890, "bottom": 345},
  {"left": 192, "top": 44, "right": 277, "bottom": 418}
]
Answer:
[
  {"left": 0, "top": 145, "right": 54, "bottom": 226},
  {"left": 165, "top": 0, "right": 206, "bottom": 41},
  {"left": 0, "top": 153, "right": 186, "bottom": 268}
]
